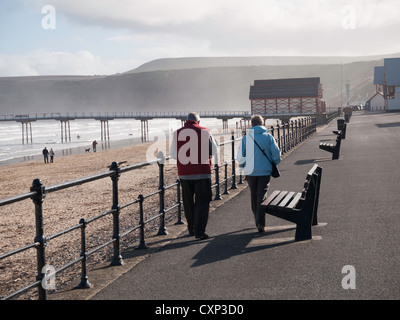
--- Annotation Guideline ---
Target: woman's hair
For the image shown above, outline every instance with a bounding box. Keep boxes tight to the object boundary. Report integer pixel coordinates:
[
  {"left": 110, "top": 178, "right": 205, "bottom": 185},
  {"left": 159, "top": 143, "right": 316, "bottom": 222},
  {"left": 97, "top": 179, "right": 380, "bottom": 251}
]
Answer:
[{"left": 251, "top": 114, "right": 264, "bottom": 126}]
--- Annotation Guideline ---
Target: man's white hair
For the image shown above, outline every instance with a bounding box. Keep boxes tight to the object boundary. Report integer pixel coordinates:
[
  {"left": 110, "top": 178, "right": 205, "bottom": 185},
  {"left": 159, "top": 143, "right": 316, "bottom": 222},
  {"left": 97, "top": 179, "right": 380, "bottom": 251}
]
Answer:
[{"left": 187, "top": 112, "right": 200, "bottom": 122}]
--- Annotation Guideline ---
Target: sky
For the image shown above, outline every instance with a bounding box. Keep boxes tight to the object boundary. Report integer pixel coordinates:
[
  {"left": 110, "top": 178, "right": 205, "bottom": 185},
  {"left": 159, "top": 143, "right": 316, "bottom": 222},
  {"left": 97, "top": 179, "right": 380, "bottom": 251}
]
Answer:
[{"left": 1, "top": 0, "right": 400, "bottom": 77}]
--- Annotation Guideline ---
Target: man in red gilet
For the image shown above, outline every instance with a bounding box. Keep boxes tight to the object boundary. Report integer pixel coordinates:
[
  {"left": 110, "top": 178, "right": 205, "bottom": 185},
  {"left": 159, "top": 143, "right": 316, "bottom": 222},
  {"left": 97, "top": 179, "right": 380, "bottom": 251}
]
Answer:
[{"left": 170, "top": 112, "right": 219, "bottom": 240}]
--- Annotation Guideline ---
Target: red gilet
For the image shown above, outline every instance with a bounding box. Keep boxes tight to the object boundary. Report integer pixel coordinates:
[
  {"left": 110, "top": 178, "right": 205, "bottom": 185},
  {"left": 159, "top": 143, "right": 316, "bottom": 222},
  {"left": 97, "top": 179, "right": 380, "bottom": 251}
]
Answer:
[{"left": 176, "top": 120, "right": 212, "bottom": 176}]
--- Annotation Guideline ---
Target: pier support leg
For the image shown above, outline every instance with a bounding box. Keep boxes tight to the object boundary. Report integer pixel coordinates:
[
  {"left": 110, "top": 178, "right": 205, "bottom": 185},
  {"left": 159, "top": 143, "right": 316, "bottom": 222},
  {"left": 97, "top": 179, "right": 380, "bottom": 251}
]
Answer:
[
  {"left": 64, "top": 121, "right": 68, "bottom": 143},
  {"left": 107, "top": 121, "right": 110, "bottom": 140},
  {"left": 222, "top": 119, "right": 228, "bottom": 132},
  {"left": 60, "top": 121, "right": 64, "bottom": 143},
  {"left": 141, "top": 120, "right": 148, "bottom": 142},
  {"left": 100, "top": 120, "right": 110, "bottom": 141},
  {"left": 59, "top": 120, "right": 72, "bottom": 143},
  {"left": 21, "top": 122, "right": 33, "bottom": 144}
]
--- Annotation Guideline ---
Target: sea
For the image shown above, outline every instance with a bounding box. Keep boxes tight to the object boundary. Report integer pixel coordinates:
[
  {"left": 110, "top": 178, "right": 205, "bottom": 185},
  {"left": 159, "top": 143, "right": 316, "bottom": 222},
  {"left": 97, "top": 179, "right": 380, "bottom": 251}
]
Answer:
[{"left": 0, "top": 117, "right": 250, "bottom": 166}]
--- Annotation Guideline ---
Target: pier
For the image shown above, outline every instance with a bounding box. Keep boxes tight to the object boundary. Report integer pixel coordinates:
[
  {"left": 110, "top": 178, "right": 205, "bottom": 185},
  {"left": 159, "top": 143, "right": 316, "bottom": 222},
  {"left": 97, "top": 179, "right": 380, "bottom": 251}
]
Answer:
[{"left": 1, "top": 110, "right": 334, "bottom": 144}]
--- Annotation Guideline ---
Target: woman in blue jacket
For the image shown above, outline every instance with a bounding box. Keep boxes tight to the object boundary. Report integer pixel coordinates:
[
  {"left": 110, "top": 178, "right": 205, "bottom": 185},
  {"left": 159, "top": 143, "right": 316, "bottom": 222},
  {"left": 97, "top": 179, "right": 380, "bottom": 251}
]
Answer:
[{"left": 237, "top": 115, "right": 281, "bottom": 232}]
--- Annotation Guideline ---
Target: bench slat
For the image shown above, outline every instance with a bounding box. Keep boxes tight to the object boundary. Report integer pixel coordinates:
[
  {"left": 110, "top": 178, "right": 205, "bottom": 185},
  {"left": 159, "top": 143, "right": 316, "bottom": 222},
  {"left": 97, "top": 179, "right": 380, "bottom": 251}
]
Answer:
[
  {"left": 278, "top": 191, "right": 296, "bottom": 208},
  {"left": 269, "top": 191, "right": 289, "bottom": 207},
  {"left": 261, "top": 190, "right": 281, "bottom": 206},
  {"left": 285, "top": 192, "right": 302, "bottom": 209}
]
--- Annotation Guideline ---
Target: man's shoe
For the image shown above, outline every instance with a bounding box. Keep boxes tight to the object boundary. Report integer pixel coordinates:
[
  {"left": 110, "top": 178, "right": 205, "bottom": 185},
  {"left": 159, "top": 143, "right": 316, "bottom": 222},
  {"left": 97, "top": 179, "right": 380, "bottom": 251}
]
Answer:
[
  {"left": 257, "top": 224, "right": 265, "bottom": 233},
  {"left": 195, "top": 233, "right": 209, "bottom": 240}
]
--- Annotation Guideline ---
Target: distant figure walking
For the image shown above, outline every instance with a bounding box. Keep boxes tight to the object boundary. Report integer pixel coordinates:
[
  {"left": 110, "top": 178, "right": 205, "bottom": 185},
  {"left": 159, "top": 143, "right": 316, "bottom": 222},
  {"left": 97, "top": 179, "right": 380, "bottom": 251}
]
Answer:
[
  {"left": 169, "top": 112, "right": 219, "bottom": 240},
  {"left": 92, "top": 140, "right": 98, "bottom": 152},
  {"left": 42, "top": 147, "right": 49, "bottom": 164},
  {"left": 49, "top": 148, "right": 55, "bottom": 163}
]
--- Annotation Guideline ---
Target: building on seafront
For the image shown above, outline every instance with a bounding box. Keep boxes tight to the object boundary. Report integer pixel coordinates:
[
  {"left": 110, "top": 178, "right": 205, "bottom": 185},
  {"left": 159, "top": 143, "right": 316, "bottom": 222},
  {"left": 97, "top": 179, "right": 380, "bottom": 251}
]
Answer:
[
  {"left": 249, "top": 77, "right": 326, "bottom": 116},
  {"left": 374, "top": 58, "right": 400, "bottom": 111}
]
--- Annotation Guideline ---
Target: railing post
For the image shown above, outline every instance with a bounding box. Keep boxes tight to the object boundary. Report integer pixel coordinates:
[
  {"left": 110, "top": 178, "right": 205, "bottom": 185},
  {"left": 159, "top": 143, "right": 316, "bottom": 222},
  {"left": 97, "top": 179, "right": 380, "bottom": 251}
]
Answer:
[
  {"left": 110, "top": 162, "right": 123, "bottom": 266},
  {"left": 30, "top": 179, "right": 47, "bottom": 300},
  {"left": 238, "top": 168, "right": 243, "bottom": 184},
  {"left": 214, "top": 163, "right": 222, "bottom": 200},
  {"left": 304, "top": 117, "right": 310, "bottom": 139},
  {"left": 290, "top": 120, "right": 294, "bottom": 149},
  {"left": 313, "top": 117, "right": 317, "bottom": 134},
  {"left": 223, "top": 162, "right": 229, "bottom": 195},
  {"left": 175, "top": 179, "right": 184, "bottom": 225},
  {"left": 277, "top": 123, "right": 281, "bottom": 150},
  {"left": 136, "top": 194, "right": 147, "bottom": 250},
  {"left": 230, "top": 135, "right": 237, "bottom": 189},
  {"left": 157, "top": 151, "right": 168, "bottom": 235},
  {"left": 77, "top": 218, "right": 91, "bottom": 289},
  {"left": 282, "top": 122, "right": 286, "bottom": 154}
]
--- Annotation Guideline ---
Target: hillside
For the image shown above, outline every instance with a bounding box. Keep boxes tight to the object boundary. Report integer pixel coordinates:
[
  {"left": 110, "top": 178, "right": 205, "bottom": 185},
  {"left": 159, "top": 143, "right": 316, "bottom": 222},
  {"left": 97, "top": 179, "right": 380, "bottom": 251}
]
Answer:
[
  {"left": 126, "top": 53, "right": 398, "bottom": 73},
  {"left": 0, "top": 55, "right": 392, "bottom": 115}
]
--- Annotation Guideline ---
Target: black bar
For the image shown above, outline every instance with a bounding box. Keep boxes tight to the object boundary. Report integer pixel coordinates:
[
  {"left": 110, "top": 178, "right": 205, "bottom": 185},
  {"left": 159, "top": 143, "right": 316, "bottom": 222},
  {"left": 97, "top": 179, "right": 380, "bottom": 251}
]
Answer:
[
  {"left": 231, "top": 135, "right": 237, "bottom": 189},
  {"left": 31, "top": 179, "right": 47, "bottom": 300},
  {"left": 157, "top": 153, "right": 167, "bottom": 236},
  {"left": 136, "top": 194, "right": 148, "bottom": 250},
  {"left": 77, "top": 218, "right": 91, "bottom": 289},
  {"left": 175, "top": 179, "right": 184, "bottom": 225},
  {"left": 110, "top": 162, "right": 123, "bottom": 266}
]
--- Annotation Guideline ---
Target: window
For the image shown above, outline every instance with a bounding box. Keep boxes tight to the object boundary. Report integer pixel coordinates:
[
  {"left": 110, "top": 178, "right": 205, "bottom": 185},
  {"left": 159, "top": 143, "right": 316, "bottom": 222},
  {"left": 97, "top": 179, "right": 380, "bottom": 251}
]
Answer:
[{"left": 387, "top": 86, "right": 395, "bottom": 99}]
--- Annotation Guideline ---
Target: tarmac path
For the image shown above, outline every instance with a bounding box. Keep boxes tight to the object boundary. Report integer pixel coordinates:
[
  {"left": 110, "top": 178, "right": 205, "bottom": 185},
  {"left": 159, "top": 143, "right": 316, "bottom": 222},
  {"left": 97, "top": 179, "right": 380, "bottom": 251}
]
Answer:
[{"left": 91, "top": 112, "right": 400, "bottom": 301}]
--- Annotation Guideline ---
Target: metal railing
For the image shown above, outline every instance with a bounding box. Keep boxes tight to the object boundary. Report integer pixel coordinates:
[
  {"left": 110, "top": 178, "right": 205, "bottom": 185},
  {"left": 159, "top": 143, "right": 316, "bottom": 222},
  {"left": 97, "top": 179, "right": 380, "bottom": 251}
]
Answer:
[
  {"left": 263, "top": 116, "right": 316, "bottom": 154},
  {"left": 0, "top": 117, "right": 316, "bottom": 300}
]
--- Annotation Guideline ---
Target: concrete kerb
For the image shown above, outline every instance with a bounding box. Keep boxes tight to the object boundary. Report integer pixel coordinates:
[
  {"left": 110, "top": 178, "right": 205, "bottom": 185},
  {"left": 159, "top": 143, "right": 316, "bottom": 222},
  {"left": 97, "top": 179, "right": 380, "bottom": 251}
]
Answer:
[{"left": 49, "top": 120, "right": 330, "bottom": 300}]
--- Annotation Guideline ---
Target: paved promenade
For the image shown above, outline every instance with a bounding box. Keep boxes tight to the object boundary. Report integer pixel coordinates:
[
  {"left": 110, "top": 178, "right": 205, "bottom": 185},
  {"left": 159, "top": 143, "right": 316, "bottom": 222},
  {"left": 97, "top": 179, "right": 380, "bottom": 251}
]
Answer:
[{"left": 90, "top": 112, "right": 400, "bottom": 301}]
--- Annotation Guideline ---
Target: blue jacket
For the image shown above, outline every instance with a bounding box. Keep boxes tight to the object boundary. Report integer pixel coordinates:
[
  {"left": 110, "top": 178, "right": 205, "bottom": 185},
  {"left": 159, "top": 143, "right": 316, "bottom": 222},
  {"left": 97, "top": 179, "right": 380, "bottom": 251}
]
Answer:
[{"left": 237, "top": 126, "right": 281, "bottom": 176}]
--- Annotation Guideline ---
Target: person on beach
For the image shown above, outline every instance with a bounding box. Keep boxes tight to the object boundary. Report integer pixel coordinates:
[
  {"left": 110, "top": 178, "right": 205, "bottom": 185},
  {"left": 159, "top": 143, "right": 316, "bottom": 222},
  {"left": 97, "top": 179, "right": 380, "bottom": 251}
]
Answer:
[
  {"left": 237, "top": 114, "right": 281, "bottom": 232},
  {"left": 49, "top": 148, "right": 55, "bottom": 163},
  {"left": 42, "top": 147, "right": 49, "bottom": 164},
  {"left": 92, "top": 140, "right": 98, "bottom": 152},
  {"left": 169, "top": 112, "right": 219, "bottom": 240}
]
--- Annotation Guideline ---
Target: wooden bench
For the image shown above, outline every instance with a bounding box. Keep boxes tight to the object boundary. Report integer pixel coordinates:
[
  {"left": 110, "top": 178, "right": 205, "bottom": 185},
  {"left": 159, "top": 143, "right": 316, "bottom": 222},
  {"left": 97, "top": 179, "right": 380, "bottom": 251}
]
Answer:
[
  {"left": 319, "top": 131, "right": 341, "bottom": 160},
  {"left": 260, "top": 164, "right": 322, "bottom": 241},
  {"left": 336, "top": 121, "right": 346, "bottom": 139}
]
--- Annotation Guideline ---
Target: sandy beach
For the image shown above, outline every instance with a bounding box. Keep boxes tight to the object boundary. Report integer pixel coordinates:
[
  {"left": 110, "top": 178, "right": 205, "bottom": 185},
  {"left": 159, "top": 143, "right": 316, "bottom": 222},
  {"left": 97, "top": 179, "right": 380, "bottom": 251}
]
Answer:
[{"left": 0, "top": 131, "right": 237, "bottom": 299}]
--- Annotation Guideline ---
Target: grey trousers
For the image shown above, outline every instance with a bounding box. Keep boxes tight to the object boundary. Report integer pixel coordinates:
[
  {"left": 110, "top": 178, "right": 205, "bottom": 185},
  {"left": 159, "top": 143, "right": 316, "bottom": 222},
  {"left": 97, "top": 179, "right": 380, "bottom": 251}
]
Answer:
[
  {"left": 246, "top": 175, "right": 271, "bottom": 227},
  {"left": 180, "top": 178, "right": 212, "bottom": 236}
]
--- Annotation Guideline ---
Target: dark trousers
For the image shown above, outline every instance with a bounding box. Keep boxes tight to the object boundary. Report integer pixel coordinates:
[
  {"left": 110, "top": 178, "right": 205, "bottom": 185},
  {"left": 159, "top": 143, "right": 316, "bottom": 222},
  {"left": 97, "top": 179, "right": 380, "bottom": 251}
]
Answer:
[
  {"left": 246, "top": 175, "right": 270, "bottom": 227},
  {"left": 180, "top": 178, "right": 212, "bottom": 236}
]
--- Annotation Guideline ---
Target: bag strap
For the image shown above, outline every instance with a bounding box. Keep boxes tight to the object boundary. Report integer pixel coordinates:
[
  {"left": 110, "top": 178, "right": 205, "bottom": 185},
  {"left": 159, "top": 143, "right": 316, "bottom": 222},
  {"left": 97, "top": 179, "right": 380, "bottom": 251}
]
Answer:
[{"left": 247, "top": 132, "right": 274, "bottom": 165}]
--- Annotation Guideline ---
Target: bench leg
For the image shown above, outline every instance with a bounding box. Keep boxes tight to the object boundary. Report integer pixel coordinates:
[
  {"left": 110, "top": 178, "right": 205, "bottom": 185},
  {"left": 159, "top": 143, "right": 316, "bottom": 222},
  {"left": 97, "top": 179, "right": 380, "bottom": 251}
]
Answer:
[
  {"left": 294, "top": 220, "right": 312, "bottom": 241},
  {"left": 294, "top": 209, "right": 313, "bottom": 241},
  {"left": 332, "top": 148, "right": 339, "bottom": 160}
]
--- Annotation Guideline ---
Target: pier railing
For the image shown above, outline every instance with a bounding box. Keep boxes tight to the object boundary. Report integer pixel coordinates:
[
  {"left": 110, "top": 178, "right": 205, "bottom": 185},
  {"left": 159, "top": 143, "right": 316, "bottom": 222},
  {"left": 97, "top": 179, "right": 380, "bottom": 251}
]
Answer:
[
  {"left": 0, "top": 117, "right": 316, "bottom": 300},
  {"left": 0, "top": 111, "right": 251, "bottom": 122}
]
